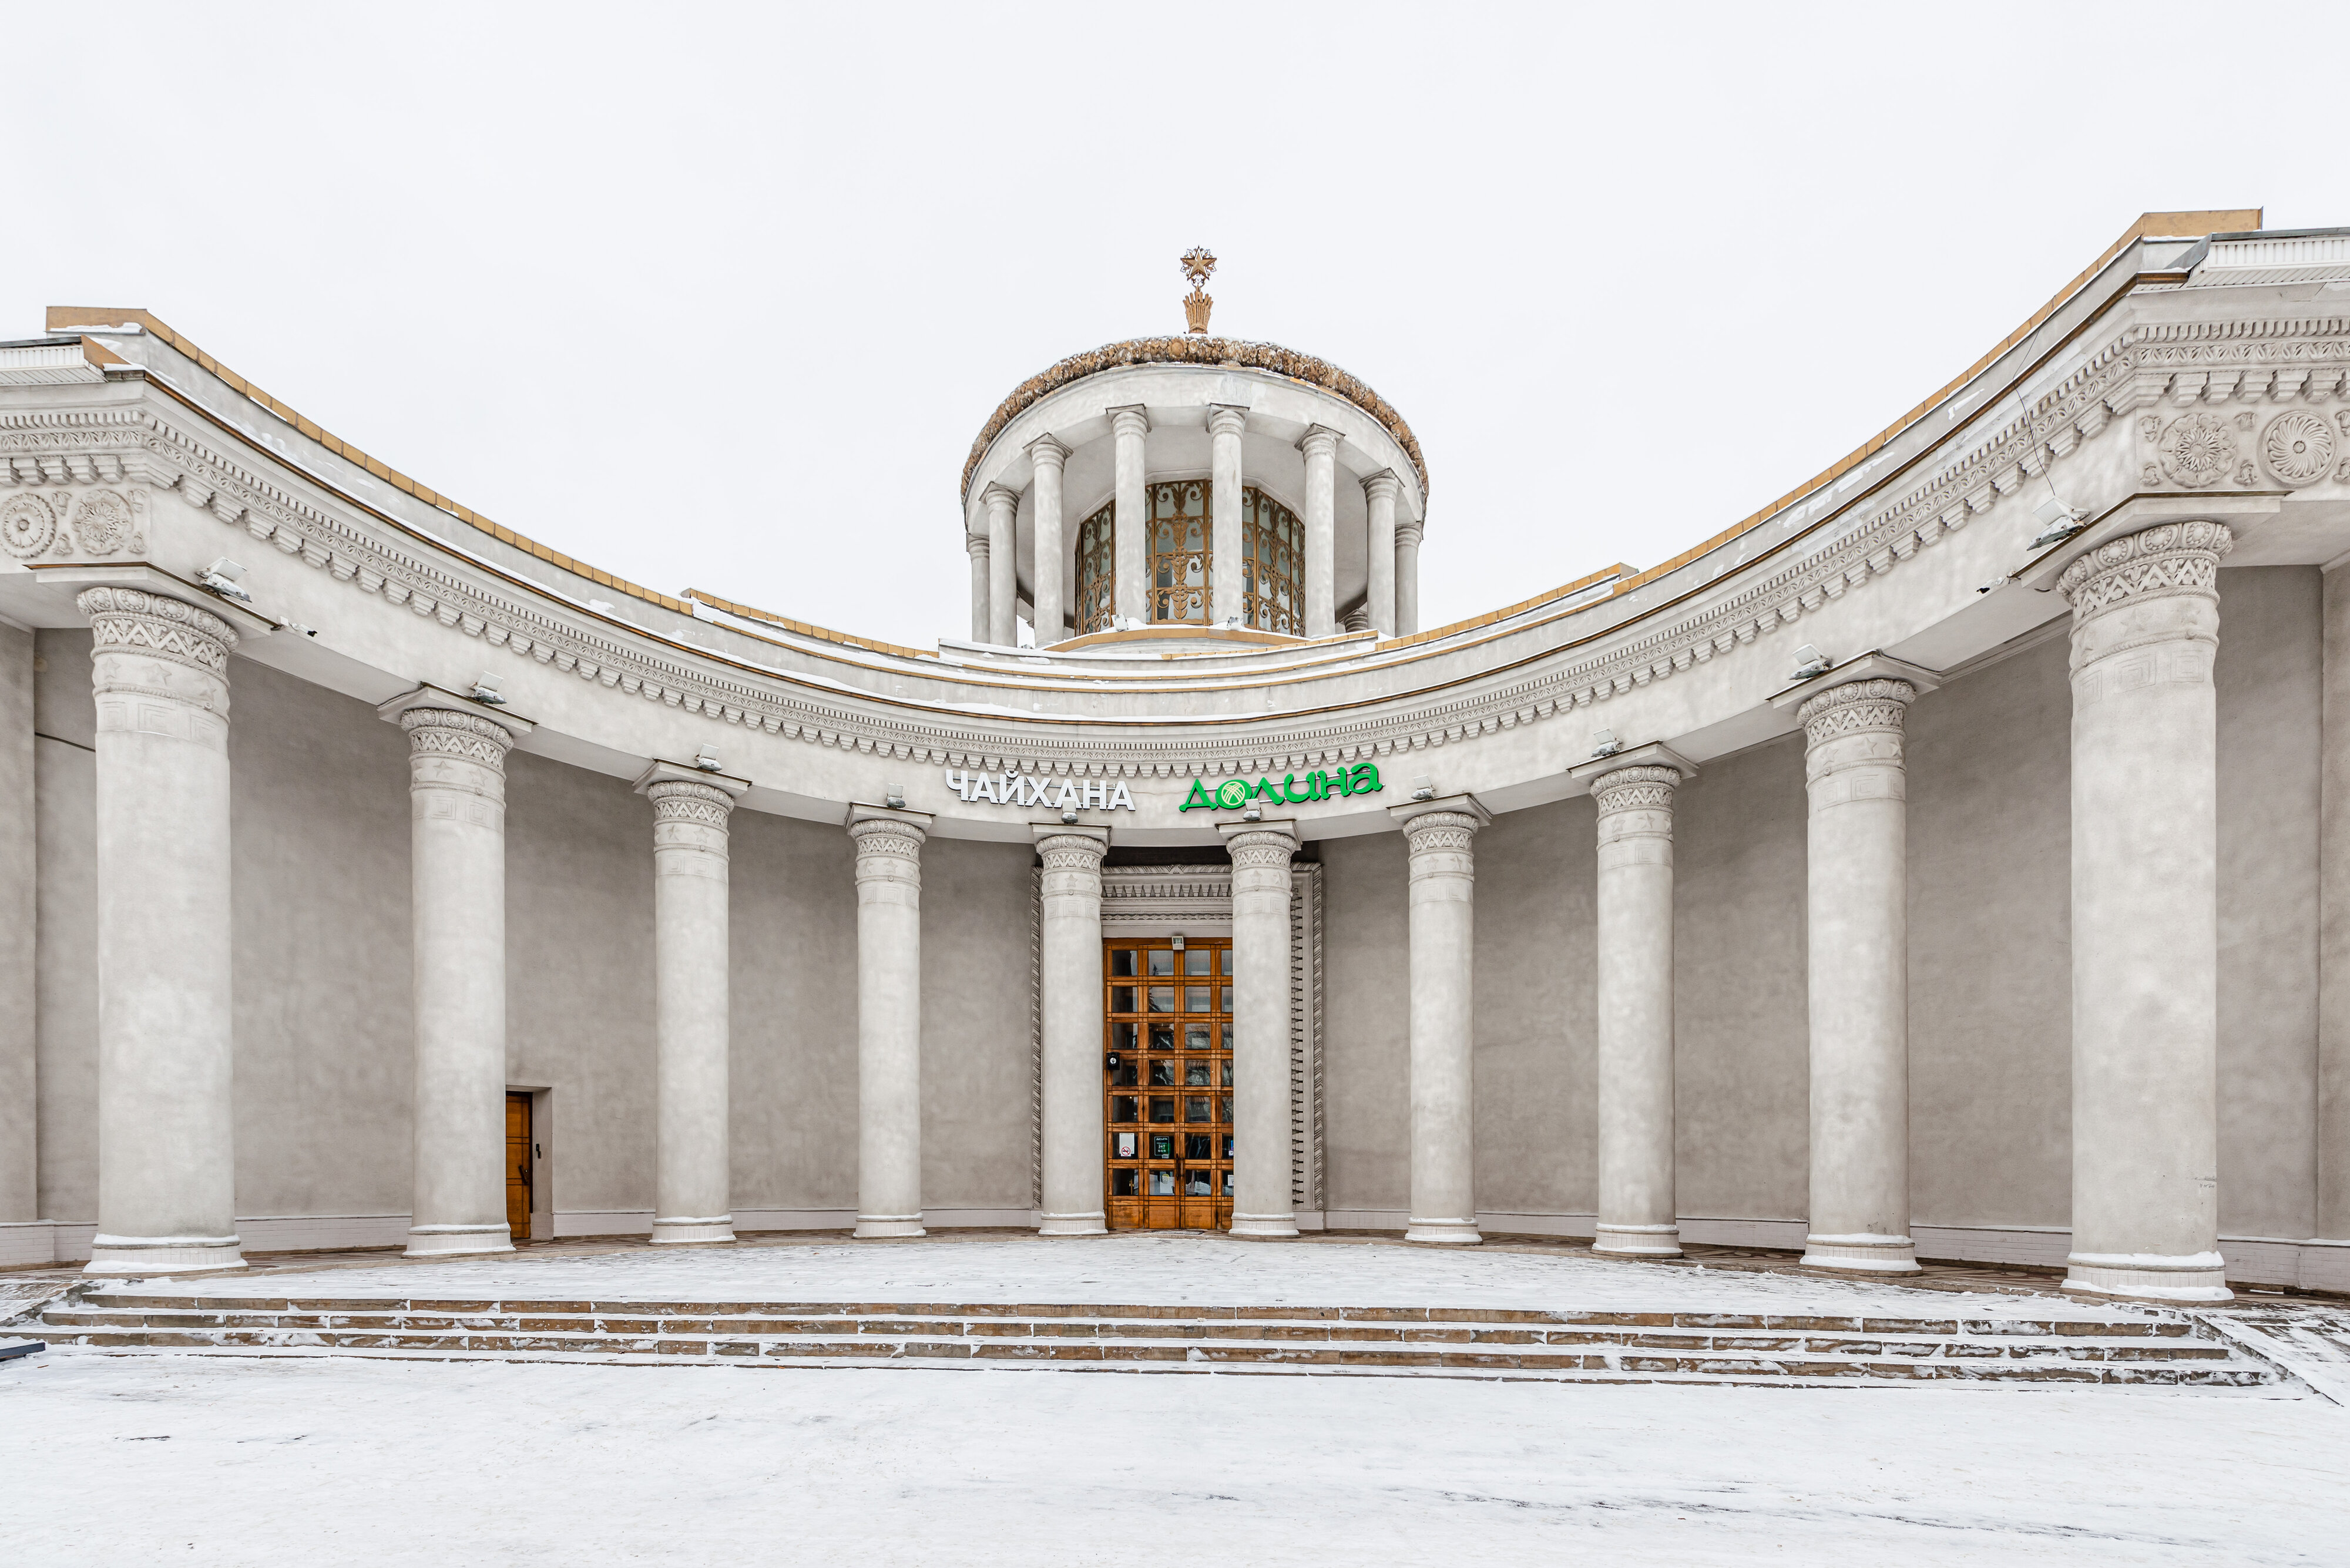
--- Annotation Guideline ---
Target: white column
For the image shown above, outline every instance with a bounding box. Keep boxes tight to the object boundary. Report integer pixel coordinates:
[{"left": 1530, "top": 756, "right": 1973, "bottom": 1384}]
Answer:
[
  {"left": 1208, "top": 405, "right": 1247, "bottom": 626},
  {"left": 1364, "top": 471, "right": 1398, "bottom": 636},
  {"left": 1394, "top": 520, "right": 1424, "bottom": 637},
  {"left": 1578, "top": 751, "right": 1689, "bottom": 1258},
  {"left": 1035, "top": 824, "right": 1109, "bottom": 1236},
  {"left": 1029, "top": 435, "right": 1070, "bottom": 646},
  {"left": 1390, "top": 795, "right": 1490, "bottom": 1243},
  {"left": 637, "top": 761, "right": 747, "bottom": 1245},
  {"left": 1109, "top": 406, "right": 1149, "bottom": 628},
  {"left": 983, "top": 484, "right": 1019, "bottom": 647},
  {"left": 78, "top": 586, "right": 245, "bottom": 1274},
  {"left": 2060, "top": 519, "right": 2234, "bottom": 1301},
  {"left": 1218, "top": 819, "right": 1300, "bottom": 1238},
  {"left": 1797, "top": 679, "right": 1921, "bottom": 1273},
  {"left": 1298, "top": 427, "right": 1339, "bottom": 639},
  {"left": 382, "top": 689, "right": 532, "bottom": 1258},
  {"left": 850, "top": 804, "right": 930, "bottom": 1238},
  {"left": 965, "top": 531, "right": 989, "bottom": 643}
]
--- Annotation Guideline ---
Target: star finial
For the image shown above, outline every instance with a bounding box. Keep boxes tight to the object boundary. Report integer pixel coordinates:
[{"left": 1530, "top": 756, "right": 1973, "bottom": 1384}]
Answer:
[{"left": 1180, "top": 247, "right": 1216, "bottom": 334}]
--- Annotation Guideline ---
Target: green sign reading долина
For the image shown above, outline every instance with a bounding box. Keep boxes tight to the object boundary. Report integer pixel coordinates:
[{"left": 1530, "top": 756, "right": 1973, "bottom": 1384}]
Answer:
[{"left": 1179, "top": 763, "right": 1382, "bottom": 812}]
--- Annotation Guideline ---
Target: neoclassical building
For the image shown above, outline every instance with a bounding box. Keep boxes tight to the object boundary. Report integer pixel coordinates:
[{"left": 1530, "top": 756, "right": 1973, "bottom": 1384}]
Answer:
[{"left": 2, "top": 216, "right": 2346, "bottom": 1301}]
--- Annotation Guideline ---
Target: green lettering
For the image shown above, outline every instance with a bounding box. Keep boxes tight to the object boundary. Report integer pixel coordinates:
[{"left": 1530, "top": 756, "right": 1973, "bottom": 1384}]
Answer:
[
  {"left": 1283, "top": 774, "right": 1312, "bottom": 804},
  {"left": 1180, "top": 778, "right": 1214, "bottom": 812},
  {"left": 1305, "top": 770, "right": 1329, "bottom": 802},
  {"left": 1349, "top": 762, "right": 1382, "bottom": 795},
  {"left": 1214, "top": 778, "right": 1251, "bottom": 811},
  {"left": 1251, "top": 777, "right": 1284, "bottom": 803}
]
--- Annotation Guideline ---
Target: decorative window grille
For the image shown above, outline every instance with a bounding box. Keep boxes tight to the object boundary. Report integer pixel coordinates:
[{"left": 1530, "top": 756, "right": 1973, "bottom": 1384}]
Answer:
[
  {"left": 1115, "top": 481, "right": 1302, "bottom": 632},
  {"left": 1147, "top": 480, "right": 1211, "bottom": 624},
  {"left": 1240, "top": 486, "right": 1302, "bottom": 635},
  {"left": 1076, "top": 502, "right": 1117, "bottom": 634}
]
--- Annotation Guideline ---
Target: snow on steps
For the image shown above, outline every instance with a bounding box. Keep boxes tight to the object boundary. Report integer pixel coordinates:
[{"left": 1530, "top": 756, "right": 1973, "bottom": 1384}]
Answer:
[{"left": 30, "top": 1292, "right": 2280, "bottom": 1388}]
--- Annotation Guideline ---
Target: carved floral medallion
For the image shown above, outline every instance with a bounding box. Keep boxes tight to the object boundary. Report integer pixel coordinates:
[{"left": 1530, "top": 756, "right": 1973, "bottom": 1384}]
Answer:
[
  {"left": 2157, "top": 413, "right": 2238, "bottom": 489},
  {"left": 0, "top": 493, "right": 57, "bottom": 559},
  {"left": 2261, "top": 411, "right": 2335, "bottom": 487}
]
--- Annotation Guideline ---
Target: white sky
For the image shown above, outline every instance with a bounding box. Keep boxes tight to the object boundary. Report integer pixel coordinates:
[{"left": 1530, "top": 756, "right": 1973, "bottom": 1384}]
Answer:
[{"left": 4, "top": 2, "right": 2344, "bottom": 650}]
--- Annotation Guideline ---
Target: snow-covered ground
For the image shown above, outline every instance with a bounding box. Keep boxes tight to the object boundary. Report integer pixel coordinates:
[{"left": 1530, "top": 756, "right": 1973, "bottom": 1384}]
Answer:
[
  {"left": 105, "top": 1231, "right": 2144, "bottom": 1319},
  {"left": 3, "top": 1350, "right": 2343, "bottom": 1566}
]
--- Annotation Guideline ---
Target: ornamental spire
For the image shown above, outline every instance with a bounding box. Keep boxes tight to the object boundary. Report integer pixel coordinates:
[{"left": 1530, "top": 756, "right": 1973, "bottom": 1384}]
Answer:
[{"left": 1180, "top": 247, "right": 1216, "bottom": 334}]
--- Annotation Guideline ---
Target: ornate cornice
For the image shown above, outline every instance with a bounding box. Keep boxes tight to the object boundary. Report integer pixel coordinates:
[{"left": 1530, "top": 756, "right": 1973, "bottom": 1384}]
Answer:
[{"left": 962, "top": 336, "right": 1428, "bottom": 502}]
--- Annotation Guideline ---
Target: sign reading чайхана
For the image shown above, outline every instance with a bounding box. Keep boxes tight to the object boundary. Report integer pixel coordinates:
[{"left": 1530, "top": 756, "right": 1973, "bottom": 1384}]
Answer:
[
  {"left": 946, "top": 768, "right": 1138, "bottom": 810},
  {"left": 1180, "top": 763, "right": 1382, "bottom": 812}
]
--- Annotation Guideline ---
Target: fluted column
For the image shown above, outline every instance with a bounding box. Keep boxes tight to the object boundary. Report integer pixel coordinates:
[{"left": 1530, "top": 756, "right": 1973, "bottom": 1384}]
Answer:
[
  {"left": 1798, "top": 679, "right": 1921, "bottom": 1273},
  {"left": 1218, "top": 818, "right": 1300, "bottom": 1238},
  {"left": 983, "top": 484, "right": 1019, "bottom": 647},
  {"left": 1364, "top": 471, "right": 1399, "bottom": 636},
  {"left": 850, "top": 804, "right": 931, "bottom": 1238},
  {"left": 1208, "top": 405, "right": 1246, "bottom": 626},
  {"left": 78, "top": 586, "right": 244, "bottom": 1274},
  {"left": 1109, "top": 406, "right": 1149, "bottom": 628},
  {"left": 965, "top": 531, "right": 989, "bottom": 643},
  {"left": 1395, "top": 520, "right": 1424, "bottom": 637},
  {"left": 1583, "top": 754, "right": 1688, "bottom": 1258},
  {"left": 1298, "top": 427, "right": 1339, "bottom": 639},
  {"left": 1029, "top": 435, "right": 1070, "bottom": 646},
  {"left": 637, "top": 761, "right": 748, "bottom": 1245},
  {"left": 383, "top": 689, "right": 532, "bottom": 1258},
  {"left": 2060, "top": 519, "right": 2234, "bottom": 1301},
  {"left": 1391, "top": 795, "right": 1490, "bottom": 1243},
  {"left": 1035, "top": 824, "right": 1109, "bottom": 1236}
]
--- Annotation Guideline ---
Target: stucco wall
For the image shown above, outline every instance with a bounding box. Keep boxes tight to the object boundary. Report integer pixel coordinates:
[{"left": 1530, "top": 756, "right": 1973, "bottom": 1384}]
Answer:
[
  {"left": 918, "top": 837, "right": 1038, "bottom": 1215},
  {"left": 33, "top": 630, "right": 97, "bottom": 1224},
  {"left": 0, "top": 623, "right": 35, "bottom": 1223},
  {"left": 1321, "top": 832, "right": 1410, "bottom": 1214}
]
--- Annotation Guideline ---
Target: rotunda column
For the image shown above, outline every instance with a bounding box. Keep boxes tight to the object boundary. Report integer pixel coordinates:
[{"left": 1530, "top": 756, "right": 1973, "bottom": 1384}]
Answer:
[
  {"left": 1218, "top": 819, "right": 1300, "bottom": 1238},
  {"left": 965, "top": 530, "right": 989, "bottom": 643},
  {"left": 1364, "top": 471, "right": 1399, "bottom": 637},
  {"left": 1797, "top": 677, "right": 1921, "bottom": 1274},
  {"left": 2060, "top": 519, "right": 2234, "bottom": 1301},
  {"left": 1035, "top": 824, "right": 1109, "bottom": 1236},
  {"left": 849, "top": 804, "right": 931, "bottom": 1238},
  {"left": 1109, "top": 406, "right": 1149, "bottom": 627},
  {"left": 1395, "top": 520, "right": 1424, "bottom": 637},
  {"left": 1029, "top": 435, "right": 1070, "bottom": 646},
  {"left": 381, "top": 688, "right": 532, "bottom": 1257},
  {"left": 1390, "top": 795, "right": 1490, "bottom": 1243},
  {"left": 78, "top": 586, "right": 245, "bottom": 1275},
  {"left": 1208, "top": 405, "right": 1247, "bottom": 626},
  {"left": 1298, "top": 427, "right": 1340, "bottom": 639},
  {"left": 983, "top": 484, "right": 1019, "bottom": 647},
  {"left": 1574, "top": 750, "right": 1691, "bottom": 1259},
  {"left": 637, "top": 761, "right": 748, "bottom": 1245}
]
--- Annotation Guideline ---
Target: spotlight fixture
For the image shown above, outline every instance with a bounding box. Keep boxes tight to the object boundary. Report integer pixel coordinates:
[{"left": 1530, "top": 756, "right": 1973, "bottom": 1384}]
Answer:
[
  {"left": 884, "top": 783, "right": 906, "bottom": 808},
  {"left": 1411, "top": 774, "right": 1436, "bottom": 801},
  {"left": 469, "top": 674, "right": 507, "bottom": 706},
  {"left": 1790, "top": 643, "right": 1831, "bottom": 681},
  {"left": 1590, "top": 730, "right": 1623, "bottom": 759},
  {"left": 195, "top": 557, "right": 252, "bottom": 603},
  {"left": 695, "top": 750, "right": 724, "bottom": 773},
  {"left": 2029, "top": 495, "right": 2090, "bottom": 551}
]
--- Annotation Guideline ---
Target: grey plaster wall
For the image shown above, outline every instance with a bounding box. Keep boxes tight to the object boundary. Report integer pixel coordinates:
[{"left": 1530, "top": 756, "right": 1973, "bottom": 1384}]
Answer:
[
  {"left": 225, "top": 658, "right": 414, "bottom": 1218},
  {"left": 503, "top": 751, "right": 657, "bottom": 1219},
  {"left": 729, "top": 809, "right": 858, "bottom": 1213},
  {"left": 918, "top": 837, "right": 1037, "bottom": 1212},
  {"left": 0, "top": 623, "right": 34, "bottom": 1221},
  {"left": 1321, "top": 831, "right": 1411, "bottom": 1213},
  {"left": 1905, "top": 629, "right": 2073, "bottom": 1231},
  {"left": 2213, "top": 566, "right": 2322, "bottom": 1241},
  {"left": 1672, "top": 733, "right": 1811, "bottom": 1221},
  {"left": 33, "top": 630, "right": 96, "bottom": 1223},
  {"left": 1471, "top": 796, "right": 1597, "bottom": 1219}
]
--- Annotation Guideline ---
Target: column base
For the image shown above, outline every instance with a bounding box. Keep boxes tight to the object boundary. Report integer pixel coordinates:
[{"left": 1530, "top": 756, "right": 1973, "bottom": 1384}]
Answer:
[
  {"left": 2064, "top": 1251, "right": 2232, "bottom": 1302},
  {"left": 1592, "top": 1223, "right": 1682, "bottom": 1258},
  {"left": 650, "top": 1216, "right": 737, "bottom": 1245},
  {"left": 1801, "top": 1233, "right": 1922, "bottom": 1273},
  {"left": 83, "top": 1233, "right": 246, "bottom": 1275},
  {"left": 1404, "top": 1218, "right": 1482, "bottom": 1245},
  {"left": 1230, "top": 1213, "right": 1300, "bottom": 1240},
  {"left": 1037, "top": 1212, "right": 1108, "bottom": 1237},
  {"left": 405, "top": 1223, "right": 515, "bottom": 1258},
  {"left": 854, "top": 1216, "right": 927, "bottom": 1240}
]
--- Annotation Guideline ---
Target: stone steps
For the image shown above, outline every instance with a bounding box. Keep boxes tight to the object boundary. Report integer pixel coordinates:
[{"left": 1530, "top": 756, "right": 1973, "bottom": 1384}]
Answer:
[{"left": 27, "top": 1291, "right": 2278, "bottom": 1388}]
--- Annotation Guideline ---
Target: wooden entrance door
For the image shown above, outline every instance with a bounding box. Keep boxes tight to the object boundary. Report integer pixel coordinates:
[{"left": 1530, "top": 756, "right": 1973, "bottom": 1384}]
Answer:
[
  {"left": 505, "top": 1093, "right": 532, "bottom": 1243},
  {"left": 1103, "top": 939, "right": 1233, "bottom": 1230}
]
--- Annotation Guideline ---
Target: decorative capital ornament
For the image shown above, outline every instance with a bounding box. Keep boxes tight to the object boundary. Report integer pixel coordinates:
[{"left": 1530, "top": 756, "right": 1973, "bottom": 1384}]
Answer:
[{"left": 1180, "top": 247, "right": 1216, "bottom": 334}]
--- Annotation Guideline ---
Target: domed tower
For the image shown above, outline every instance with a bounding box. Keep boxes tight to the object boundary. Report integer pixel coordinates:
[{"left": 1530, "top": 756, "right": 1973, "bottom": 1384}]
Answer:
[{"left": 958, "top": 251, "right": 1430, "bottom": 650}]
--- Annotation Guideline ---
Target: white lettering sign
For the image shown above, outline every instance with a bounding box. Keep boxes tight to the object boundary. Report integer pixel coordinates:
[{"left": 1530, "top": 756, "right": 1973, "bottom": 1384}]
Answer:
[{"left": 945, "top": 768, "right": 1135, "bottom": 811}]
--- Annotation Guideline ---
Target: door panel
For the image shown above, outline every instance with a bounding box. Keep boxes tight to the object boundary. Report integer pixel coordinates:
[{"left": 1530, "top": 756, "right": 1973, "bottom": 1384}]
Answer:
[
  {"left": 505, "top": 1093, "right": 532, "bottom": 1243},
  {"left": 1104, "top": 940, "right": 1233, "bottom": 1230}
]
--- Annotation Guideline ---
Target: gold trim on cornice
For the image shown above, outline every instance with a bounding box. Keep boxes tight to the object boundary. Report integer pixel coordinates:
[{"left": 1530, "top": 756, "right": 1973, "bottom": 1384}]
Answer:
[{"left": 681, "top": 587, "right": 934, "bottom": 661}]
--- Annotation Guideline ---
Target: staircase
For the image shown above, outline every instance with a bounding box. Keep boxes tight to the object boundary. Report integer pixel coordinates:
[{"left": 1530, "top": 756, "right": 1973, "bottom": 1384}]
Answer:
[{"left": 21, "top": 1290, "right": 2282, "bottom": 1388}]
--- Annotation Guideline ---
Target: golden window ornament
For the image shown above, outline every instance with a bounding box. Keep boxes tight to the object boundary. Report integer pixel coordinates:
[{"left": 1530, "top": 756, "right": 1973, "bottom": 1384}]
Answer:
[
  {"left": 1147, "top": 481, "right": 1211, "bottom": 624},
  {"left": 1076, "top": 502, "right": 1117, "bottom": 635},
  {"left": 1093, "top": 481, "right": 1302, "bottom": 632},
  {"left": 1240, "top": 486, "right": 1302, "bottom": 635}
]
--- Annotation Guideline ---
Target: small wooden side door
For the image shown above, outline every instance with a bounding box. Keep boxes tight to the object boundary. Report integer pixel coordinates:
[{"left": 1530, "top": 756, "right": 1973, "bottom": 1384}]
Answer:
[{"left": 505, "top": 1093, "right": 532, "bottom": 1243}]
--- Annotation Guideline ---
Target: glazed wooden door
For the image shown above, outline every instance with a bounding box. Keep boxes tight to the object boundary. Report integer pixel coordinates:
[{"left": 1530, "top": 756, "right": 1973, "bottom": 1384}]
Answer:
[
  {"left": 505, "top": 1093, "right": 532, "bottom": 1243},
  {"left": 1104, "top": 939, "right": 1233, "bottom": 1230}
]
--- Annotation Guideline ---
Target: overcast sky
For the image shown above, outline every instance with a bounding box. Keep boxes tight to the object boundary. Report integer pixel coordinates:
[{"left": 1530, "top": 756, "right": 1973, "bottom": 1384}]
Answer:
[{"left": 5, "top": 4, "right": 2345, "bottom": 649}]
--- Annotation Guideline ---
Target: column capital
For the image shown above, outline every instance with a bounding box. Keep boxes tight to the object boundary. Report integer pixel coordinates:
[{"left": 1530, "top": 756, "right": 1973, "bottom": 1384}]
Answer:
[
  {"left": 76, "top": 583, "right": 239, "bottom": 675},
  {"left": 1107, "top": 404, "right": 1152, "bottom": 437},
  {"left": 376, "top": 683, "right": 536, "bottom": 744},
  {"left": 1030, "top": 822, "right": 1110, "bottom": 865},
  {"left": 1361, "top": 468, "right": 1401, "bottom": 502},
  {"left": 1206, "top": 404, "right": 1248, "bottom": 439},
  {"left": 1295, "top": 424, "right": 1341, "bottom": 458},
  {"left": 1569, "top": 740, "right": 1697, "bottom": 786},
  {"left": 1389, "top": 794, "right": 1491, "bottom": 863},
  {"left": 965, "top": 530, "right": 989, "bottom": 559},
  {"left": 847, "top": 802, "right": 932, "bottom": 855},
  {"left": 2058, "top": 518, "right": 2234, "bottom": 624},
  {"left": 1026, "top": 432, "right": 1072, "bottom": 470},
  {"left": 1769, "top": 650, "right": 1941, "bottom": 717},
  {"left": 982, "top": 483, "right": 1020, "bottom": 516},
  {"left": 634, "top": 758, "right": 750, "bottom": 804},
  {"left": 1795, "top": 678, "right": 1916, "bottom": 741},
  {"left": 1216, "top": 817, "right": 1301, "bottom": 868},
  {"left": 1394, "top": 519, "right": 1425, "bottom": 547}
]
